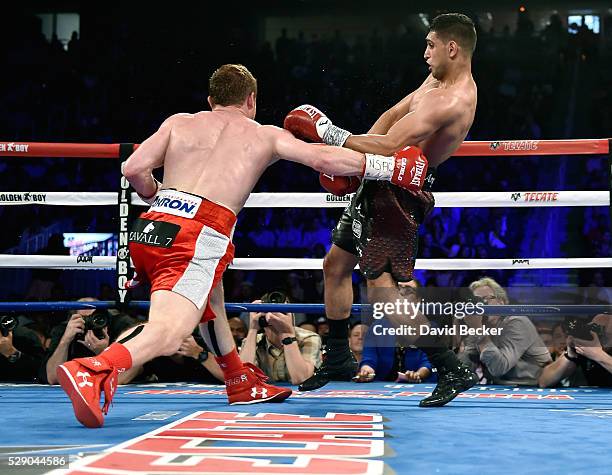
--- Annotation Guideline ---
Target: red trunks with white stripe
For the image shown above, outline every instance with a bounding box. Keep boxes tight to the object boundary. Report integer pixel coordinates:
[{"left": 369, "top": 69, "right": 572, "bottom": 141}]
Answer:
[{"left": 127, "top": 189, "right": 236, "bottom": 322}]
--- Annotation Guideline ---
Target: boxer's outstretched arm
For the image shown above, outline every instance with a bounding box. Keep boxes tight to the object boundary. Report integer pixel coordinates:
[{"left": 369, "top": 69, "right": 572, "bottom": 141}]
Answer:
[
  {"left": 345, "top": 91, "right": 459, "bottom": 155},
  {"left": 271, "top": 127, "right": 365, "bottom": 176},
  {"left": 122, "top": 116, "right": 175, "bottom": 197}
]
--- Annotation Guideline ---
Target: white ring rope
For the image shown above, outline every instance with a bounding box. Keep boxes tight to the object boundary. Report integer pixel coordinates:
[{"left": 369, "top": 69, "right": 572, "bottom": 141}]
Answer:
[
  {"left": 0, "top": 191, "right": 608, "bottom": 208},
  {"left": 2, "top": 139, "right": 609, "bottom": 281},
  {"left": 0, "top": 255, "right": 609, "bottom": 270}
]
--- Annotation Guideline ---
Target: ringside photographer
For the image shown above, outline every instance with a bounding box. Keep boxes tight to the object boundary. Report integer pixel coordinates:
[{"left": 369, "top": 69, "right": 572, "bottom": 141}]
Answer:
[
  {"left": 538, "top": 314, "right": 612, "bottom": 388},
  {"left": 43, "top": 297, "right": 136, "bottom": 384},
  {"left": 0, "top": 313, "right": 45, "bottom": 382},
  {"left": 239, "top": 291, "right": 321, "bottom": 385}
]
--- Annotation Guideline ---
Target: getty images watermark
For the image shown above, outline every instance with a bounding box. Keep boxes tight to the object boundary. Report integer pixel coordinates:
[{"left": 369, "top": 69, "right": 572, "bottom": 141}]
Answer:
[{"left": 371, "top": 298, "right": 503, "bottom": 337}]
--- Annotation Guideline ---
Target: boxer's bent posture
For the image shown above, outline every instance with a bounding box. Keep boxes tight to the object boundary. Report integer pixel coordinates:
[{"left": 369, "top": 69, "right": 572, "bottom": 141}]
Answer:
[
  {"left": 57, "top": 64, "right": 431, "bottom": 427},
  {"left": 285, "top": 13, "right": 479, "bottom": 407}
]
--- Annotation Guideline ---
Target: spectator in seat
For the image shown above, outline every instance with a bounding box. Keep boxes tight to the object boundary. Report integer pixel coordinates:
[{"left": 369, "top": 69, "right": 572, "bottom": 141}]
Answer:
[
  {"left": 349, "top": 323, "right": 367, "bottom": 364},
  {"left": 0, "top": 313, "right": 45, "bottom": 382},
  {"left": 459, "top": 277, "right": 551, "bottom": 385},
  {"left": 228, "top": 316, "right": 247, "bottom": 349},
  {"left": 354, "top": 317, "right": 436, "bottom": 383}
]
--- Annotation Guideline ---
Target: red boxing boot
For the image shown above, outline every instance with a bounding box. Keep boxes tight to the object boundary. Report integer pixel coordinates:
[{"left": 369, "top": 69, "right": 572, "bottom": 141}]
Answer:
[
  {"left": 226, "top": 363, "right": 292, "bottom": 405},
  {"left": 56, "top": 356, "right": 118, "bottom": 428}
]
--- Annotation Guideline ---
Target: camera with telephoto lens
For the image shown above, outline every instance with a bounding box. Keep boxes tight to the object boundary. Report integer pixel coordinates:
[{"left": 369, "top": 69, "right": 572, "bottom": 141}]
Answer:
[
  {"left": 77, "top": 309, "right": 109, "bottom": 340},
  {"left": 258, "top": 291, "right": 288, "bottom": 328},
  {"left": 0, "top": 315, "right": 18, "bottom": 337},
  {"left": 564, "top": 317, "right": 605, "bottom": 341}
]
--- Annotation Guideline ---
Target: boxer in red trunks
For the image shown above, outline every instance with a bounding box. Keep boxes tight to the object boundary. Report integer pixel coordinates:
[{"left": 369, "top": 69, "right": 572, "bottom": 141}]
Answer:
[
  {"left": 127, "top": 188, "right": 237, "bottom": 322},
  {"left": 285, "top": 13, "right": 480, "bottom": 407},
  {"left": 57, "top": 64, "right": 431, "bottom": 427}
]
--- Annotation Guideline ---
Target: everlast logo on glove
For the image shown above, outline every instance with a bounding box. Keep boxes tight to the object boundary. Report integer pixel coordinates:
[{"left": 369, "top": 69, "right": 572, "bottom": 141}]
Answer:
[
  {"left": 296, "top": 105, "right": 319, "bottom": 119},
  {"left": 409, "top": 157, "right": 426, "bottom": 187},
  {"left": 129, "top": 219, "right": 180, "bottom": 248}
]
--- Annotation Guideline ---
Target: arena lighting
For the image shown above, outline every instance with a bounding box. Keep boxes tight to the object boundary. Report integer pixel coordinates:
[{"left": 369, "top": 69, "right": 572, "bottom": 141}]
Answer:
[{"left": 519, "top": 6, "right": 526, "bottom": 13}]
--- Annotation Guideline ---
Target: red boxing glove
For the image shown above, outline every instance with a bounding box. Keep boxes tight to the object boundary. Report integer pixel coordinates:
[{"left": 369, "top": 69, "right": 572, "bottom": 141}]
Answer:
[
  {"left": 362, "top": 146, "right": 428, "bottom": 192},
  {"left": 319, "top": 173, "right": 361, "bottom": 196},
  {"left": 284, "top": 105, "right": 351, "bottom": 146}
]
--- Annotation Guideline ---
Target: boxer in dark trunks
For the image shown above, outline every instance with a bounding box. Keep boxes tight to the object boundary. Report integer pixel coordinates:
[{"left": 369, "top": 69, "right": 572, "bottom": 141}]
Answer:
[
  {"left": 284, "top": 13, "right": 479, "bottom": 407},
  {"left": 332, "top": 180, "right": 435, "bottom": 282}
]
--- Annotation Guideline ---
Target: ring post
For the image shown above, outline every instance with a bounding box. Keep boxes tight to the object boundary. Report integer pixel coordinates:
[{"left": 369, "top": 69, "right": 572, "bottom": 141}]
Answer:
[{"left": 116, "top": 143, "right": 134, "bottom": 307}]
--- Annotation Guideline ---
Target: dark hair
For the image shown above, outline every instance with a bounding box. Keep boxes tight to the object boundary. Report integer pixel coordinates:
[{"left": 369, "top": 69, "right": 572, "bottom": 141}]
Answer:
[
  {"left": 430, "top": 13, "right": 477, "bottom": 55},
  {"left": 209, "top": 64, "right": 257, "bottom": 107}
]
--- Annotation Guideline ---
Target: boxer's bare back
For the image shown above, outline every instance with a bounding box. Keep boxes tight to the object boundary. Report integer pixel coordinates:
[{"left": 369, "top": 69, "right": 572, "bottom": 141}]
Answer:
[
  {"left": 125, "top": 107, "right": 368, "bottom": 214},
  {"left": 162, "top": 110, "right": 281, "bottom": 211}
]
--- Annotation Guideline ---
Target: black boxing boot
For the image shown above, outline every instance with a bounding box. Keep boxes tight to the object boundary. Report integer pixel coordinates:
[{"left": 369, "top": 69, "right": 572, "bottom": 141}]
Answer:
[
  {"left": 299, "top": 337, "right": 358, "bottom": 391},
  {"left": 418, "top": 349, "right": 478, "bottom": 407}
]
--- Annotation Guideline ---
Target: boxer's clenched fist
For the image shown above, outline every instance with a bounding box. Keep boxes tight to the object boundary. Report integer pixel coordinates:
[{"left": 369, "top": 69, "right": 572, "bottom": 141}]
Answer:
[{"left": 284, "top": 105, "right": 352, "bottom": 147}]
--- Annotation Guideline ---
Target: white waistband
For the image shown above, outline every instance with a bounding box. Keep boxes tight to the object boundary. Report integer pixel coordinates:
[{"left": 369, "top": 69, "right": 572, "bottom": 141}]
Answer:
[{"left": 149, "top": 189, "right": 202, "bottom": 219}]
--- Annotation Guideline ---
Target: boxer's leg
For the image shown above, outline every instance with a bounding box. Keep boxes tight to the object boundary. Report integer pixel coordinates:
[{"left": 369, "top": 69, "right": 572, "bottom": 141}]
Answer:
[
  {"left": 56, "top": 290, "right": 201, "bottom": 428},
  {"left": 299, "top": 191, "right": 362, "bottom": 391},
  {"left": 116, "top": 290, "right": 201, "bottom": 366},
  {"left": 200, "top": 282, "right": 243, "bottom": 373},
  {"left": 365, "top": 272, "right": 429, "bottom": 346},
  {"left": 324, "top": 245, "right": 359, "bottom": 339},
  {"left": 298, "top": 244, "right": 359, "bottom": 391},
  {"left": 201, "top": 281, "right": 292, "bottom": 404},
  {"left": 201, "top": 282, "right": 234, "bottom": 355}
]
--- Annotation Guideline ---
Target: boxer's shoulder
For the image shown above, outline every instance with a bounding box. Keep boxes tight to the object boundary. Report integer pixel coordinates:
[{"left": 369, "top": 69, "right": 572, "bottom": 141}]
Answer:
[
  {"left": 259, "top": 123, "right": 285, "bottom": 134},
  {"left": 167, "top": 112, "right": 195, "bottom": 121},
  {"left": 257, "top": 124, "right": 291, "bottom": 143},
  {"left": 158, "top": 112, "right": 195, "bottom": 129}
]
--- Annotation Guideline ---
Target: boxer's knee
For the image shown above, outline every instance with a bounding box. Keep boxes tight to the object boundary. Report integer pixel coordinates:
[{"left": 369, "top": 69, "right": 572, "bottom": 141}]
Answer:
[
  {"left": 367, "top": 272, "right": 396, "bottom": 288},
  {"left": 322, "top": 253, "right": 338, "bottom": 279},
  {"left": 324, "top": 246, "right": 357, "bottom": 280},
  {"left": 366, "top": 273, "right": 399, "bottom": 307}
]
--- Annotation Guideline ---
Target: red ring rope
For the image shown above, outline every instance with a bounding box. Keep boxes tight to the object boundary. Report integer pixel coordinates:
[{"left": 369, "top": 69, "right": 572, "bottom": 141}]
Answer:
[{"left": 0, "top": 138, "right": 609, "bottom": 158}]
